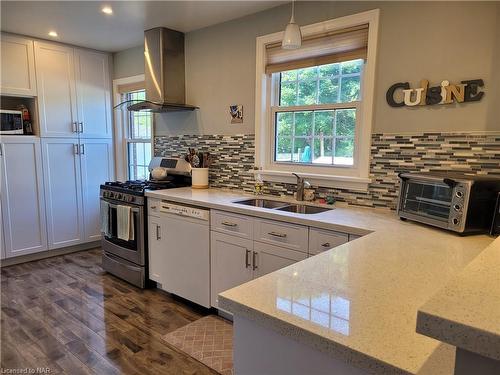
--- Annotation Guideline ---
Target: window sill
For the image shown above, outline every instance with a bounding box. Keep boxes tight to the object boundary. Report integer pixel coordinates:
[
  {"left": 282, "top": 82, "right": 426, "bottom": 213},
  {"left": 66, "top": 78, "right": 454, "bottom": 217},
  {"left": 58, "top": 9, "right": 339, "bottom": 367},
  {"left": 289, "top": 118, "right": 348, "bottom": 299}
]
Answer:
[{"left": 255, "top": 169, "right": 371, "bottom": 191}]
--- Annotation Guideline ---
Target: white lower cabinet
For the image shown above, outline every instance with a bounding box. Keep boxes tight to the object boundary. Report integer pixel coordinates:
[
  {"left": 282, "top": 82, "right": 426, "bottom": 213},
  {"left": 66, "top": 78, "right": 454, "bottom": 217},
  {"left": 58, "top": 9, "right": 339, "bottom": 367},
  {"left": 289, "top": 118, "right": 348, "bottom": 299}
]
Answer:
[
  {"left": 211, "top": 232, "right": 253, "bottom": 308},
  {"left": 253, "top": 241, "right": 307, "bottom": 278},
  {"left": 41, "top": 137, "right": 113, "bottom": 249},
  {"left": 0, "top": 201, "right": 4, "bottom": 259},
  {"left": 148, "top": 216, "right": 166, "bottom": 284},
  {"left": 209, "top": 210, "right": 359, "bottom": 309},
  {"left": 210, "top": 230, "right": 307, "bottom": 309},
  {"left": 210, "top": 213, "right": 309, "bottom": 309},
  {"left": 41, "top": 138, "right": 84, "bottom": 249},
  {"left": 0, "top": 137, "right": 48, "bottom": 257},
  {"left": 309, "top": 228, "right": 349, "bottom": 256},
  {"left": 80, "top": 138, "right": 113, "bottom": 241}
]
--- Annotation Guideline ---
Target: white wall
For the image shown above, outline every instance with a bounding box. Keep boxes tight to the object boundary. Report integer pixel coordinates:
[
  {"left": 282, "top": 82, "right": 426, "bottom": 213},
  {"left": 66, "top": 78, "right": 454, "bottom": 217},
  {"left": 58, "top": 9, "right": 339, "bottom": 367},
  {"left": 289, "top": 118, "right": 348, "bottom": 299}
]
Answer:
[
  {"left": 113, "top": 45, "right": 144, "bottom": 79},
  {"left": 114, "top": 1, "right": 500, "bottom": 135}
]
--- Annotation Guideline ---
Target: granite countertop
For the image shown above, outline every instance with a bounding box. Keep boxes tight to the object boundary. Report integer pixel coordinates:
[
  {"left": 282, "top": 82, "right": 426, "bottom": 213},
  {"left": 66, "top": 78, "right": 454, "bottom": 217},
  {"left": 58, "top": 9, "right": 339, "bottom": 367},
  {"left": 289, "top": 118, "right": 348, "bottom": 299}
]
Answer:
[
  {"left": 416, "top": 236, "right": 500, "bottom": 362},
  {"left": 145, "top": 187, "right": 495, "bottom": 375}
]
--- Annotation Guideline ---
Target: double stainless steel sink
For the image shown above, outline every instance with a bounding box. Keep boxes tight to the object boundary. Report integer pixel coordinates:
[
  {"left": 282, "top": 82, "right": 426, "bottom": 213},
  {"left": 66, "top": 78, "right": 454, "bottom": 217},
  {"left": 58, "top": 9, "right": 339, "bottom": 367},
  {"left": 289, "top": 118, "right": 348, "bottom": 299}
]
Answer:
[{"left": 234, "top": 198, "right": 333, "bottom": 214}]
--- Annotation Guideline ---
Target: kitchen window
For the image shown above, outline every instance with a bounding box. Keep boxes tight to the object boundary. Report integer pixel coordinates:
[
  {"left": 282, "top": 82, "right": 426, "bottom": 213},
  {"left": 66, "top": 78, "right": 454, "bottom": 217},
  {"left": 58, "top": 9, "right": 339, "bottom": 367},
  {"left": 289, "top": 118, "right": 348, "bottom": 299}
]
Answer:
[
  {"left": 273, "top": 59, "right": 363, "bottom": 166},
  {"left": 255, "top": 10, "right": 379, "bottom": 190},
  {"left": 125, "top": 90, "right": 152, "bottom": 180}
]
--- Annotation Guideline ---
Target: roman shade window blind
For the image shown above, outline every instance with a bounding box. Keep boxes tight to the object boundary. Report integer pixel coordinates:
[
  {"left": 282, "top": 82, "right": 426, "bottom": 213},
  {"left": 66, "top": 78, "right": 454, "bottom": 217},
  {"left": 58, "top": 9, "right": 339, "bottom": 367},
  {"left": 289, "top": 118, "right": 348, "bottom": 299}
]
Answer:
[
  {"left": 116, "top": 81, "right": 145, "bottom": 94},
  {"left": 265, "top": 24, "right": 369, "bottom": 74}
]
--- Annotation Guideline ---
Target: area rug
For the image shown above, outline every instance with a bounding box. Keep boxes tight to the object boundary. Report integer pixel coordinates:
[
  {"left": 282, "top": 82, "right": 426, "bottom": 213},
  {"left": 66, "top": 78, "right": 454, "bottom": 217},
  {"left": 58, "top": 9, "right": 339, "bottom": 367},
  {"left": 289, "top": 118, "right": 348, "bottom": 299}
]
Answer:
[{"left": 162, "top": 315, "right": 234, "bottom": 375}]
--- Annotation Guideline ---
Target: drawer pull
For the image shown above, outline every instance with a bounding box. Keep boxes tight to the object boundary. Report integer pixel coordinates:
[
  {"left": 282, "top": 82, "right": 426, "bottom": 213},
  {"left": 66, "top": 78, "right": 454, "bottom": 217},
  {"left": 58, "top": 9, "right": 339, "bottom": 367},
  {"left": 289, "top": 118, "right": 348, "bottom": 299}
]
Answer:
[
  {"left": 252, "top": 251, "right": 258, "bottom": 270},
  {"left": 321, "top": 242, "right": 331, "bottom": 248},
  {"left": 268, "top": 231, "right": 287, "bottom": 238},
  {"left": 156, "top": 225, "right": 161, "bottom": 240},
  {"left": 245, "top": 249, "right": 251, "bottom": 268},
  {"left": 221, "top": 221, "right": 237, "bottom": 227}
]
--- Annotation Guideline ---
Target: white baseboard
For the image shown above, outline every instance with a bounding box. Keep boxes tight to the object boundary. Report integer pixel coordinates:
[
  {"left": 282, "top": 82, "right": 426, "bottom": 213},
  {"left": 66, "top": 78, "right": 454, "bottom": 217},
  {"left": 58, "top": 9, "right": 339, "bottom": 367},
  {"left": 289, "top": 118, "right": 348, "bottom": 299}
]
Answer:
[{"left": 1, "top": 241, "right": 101, "bottom": 267}]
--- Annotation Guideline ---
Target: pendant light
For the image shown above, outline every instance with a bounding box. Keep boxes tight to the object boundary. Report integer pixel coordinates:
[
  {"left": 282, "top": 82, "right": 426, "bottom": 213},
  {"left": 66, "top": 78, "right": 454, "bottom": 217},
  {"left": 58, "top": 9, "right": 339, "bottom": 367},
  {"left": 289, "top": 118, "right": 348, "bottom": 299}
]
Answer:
[{"left": 282, "top": 0, "right": 302, "bottom": 50}]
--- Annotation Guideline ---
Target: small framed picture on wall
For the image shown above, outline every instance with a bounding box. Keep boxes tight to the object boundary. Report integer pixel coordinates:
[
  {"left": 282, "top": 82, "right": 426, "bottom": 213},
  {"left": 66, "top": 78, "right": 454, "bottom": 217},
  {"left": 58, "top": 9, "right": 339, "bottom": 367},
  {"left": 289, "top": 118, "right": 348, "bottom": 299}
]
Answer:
[{"left": 229, "top": 105, "right": 243, "bottom": 124}]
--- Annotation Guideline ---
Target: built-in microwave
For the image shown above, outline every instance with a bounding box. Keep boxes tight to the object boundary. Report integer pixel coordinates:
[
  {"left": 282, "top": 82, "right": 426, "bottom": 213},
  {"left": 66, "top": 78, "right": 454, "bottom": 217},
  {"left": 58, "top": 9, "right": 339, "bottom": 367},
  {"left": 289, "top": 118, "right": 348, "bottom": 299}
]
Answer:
[
  {"left": 0, "top": 109, "right": 24, "bottom": 134},
  {"left": 397, "top": 172, "right": 500, "bottom": 234}
]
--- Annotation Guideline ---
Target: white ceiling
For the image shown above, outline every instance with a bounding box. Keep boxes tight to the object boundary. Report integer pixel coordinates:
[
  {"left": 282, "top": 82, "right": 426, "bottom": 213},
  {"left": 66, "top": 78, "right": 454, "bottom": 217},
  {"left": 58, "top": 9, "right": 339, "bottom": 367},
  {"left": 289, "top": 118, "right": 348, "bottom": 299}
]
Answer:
[{"left": 1, "top": 1, "right": 286, "bottom": 52}]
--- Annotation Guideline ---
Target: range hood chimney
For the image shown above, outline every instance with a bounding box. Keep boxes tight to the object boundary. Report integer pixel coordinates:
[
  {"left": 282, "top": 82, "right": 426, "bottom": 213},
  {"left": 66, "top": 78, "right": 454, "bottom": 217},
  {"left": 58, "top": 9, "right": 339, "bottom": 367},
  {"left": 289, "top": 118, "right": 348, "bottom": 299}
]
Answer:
[{"left": 127, "top": 27, "right": 198, "bottom": 112}]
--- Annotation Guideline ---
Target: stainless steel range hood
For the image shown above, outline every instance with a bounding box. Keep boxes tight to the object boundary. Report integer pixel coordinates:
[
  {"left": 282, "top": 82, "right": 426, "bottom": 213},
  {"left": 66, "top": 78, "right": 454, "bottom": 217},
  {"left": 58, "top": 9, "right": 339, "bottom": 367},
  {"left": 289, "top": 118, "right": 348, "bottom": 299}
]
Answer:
[{"left": 127, "top": 27, "right": 198, "bottom": 112}]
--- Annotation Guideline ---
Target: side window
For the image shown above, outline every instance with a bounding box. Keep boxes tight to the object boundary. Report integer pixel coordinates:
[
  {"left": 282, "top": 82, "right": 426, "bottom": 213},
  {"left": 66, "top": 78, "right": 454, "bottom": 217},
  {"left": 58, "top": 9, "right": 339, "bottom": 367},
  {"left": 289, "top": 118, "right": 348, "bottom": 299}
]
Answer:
[{"left": 124, "top": 90, "right": 152, "bottom": 180}]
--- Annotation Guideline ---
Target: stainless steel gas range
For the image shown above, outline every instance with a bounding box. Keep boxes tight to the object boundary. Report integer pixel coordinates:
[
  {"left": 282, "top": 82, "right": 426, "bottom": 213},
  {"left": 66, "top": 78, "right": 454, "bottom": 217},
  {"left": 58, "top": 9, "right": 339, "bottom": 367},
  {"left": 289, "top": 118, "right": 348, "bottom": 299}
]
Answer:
[{"left": 100, "top": 157, "right": 191, "bottom": 288}]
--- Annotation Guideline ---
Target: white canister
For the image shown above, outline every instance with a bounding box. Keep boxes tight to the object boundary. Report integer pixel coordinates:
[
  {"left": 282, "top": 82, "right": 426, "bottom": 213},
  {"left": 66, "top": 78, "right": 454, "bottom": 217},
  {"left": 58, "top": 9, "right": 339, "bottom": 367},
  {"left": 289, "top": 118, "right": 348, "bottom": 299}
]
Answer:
[{"left": 192, "top": 168, "right": 209, "bottom": 189}]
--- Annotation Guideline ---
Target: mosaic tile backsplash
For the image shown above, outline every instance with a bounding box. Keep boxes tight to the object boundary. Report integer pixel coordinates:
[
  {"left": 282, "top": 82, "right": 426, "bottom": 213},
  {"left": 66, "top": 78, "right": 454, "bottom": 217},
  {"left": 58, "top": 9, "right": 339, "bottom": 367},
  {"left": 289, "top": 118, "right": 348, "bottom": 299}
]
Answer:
[{"left": 154, "top": 132, "right": 500, "bottom": 209}]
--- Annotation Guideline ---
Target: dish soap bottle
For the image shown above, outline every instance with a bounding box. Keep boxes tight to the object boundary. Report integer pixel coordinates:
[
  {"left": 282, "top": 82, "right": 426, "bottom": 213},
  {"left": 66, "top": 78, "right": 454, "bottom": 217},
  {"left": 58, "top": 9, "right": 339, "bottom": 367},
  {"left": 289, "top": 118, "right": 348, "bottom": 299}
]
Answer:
[{"left": 254, "top": 173, "right": 264, "bottom": 195}]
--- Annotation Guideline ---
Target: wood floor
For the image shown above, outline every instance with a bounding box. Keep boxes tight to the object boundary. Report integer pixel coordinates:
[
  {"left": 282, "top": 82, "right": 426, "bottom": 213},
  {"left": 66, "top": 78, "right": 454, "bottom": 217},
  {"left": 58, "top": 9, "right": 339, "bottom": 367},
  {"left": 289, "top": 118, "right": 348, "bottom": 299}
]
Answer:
[{"left": 1, "top": 248, "right": 218, "bottom": 375}]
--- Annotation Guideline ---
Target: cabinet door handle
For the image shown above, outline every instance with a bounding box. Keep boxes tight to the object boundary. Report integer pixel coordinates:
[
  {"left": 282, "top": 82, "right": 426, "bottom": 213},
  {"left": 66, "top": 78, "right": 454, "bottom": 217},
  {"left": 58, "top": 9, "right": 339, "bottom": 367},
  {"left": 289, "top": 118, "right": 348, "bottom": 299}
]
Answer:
[
  {"left": 79, "top": 122, "right": 84, "bottom": 133},
  {"left": 0, "top": 144, "right": 3, "bottom": 157},
  {"left": 80, "top": 144, "right": 85, "bottom": 155},
  {"left": 321, "top": 242, "right": 331, "bottom": 248},
  {"left": 72, "top": 122, "right": 78, "bottom": 133},
  {"left": 74, "top": 144, "right": 79, "bottom": 155},
  {"left": 252, "top": 251, "right": 258, "bottom": 270},
  {"left": 245, "top": 249, "right": 251, "bottom": 268},
  {"left": 268, "top": 231, "right": 287, "bottom": 238},
  {"left": 221, "top": 221, "right": 237, "bottom": 227},
  {"left": 156, "top": 225, "right": 161, "bottom": 240}
]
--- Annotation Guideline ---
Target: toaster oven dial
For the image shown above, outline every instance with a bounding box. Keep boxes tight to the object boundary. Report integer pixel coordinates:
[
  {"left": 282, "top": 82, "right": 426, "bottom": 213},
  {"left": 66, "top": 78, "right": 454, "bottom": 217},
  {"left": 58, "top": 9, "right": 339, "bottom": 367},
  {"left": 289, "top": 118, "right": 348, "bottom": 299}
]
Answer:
[
  {"left": 455, "top": 190, "right": 464, "bottom": 198},
  {"left": 452, "top": 217, "right": 460, "bottom": 226},
  {"left": 453, "top": 204, "right": 461, "bottom": 211}
]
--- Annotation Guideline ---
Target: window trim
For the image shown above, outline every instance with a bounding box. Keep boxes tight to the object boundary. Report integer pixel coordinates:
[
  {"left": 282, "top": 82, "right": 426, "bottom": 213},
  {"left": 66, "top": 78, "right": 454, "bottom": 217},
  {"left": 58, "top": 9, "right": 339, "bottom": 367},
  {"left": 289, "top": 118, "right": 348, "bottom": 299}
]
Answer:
[
  {"left": 254, "top": 9, "right": 380, "bottom": 191},
  {"left": 113, "top": 74, "right": 152, "bottom": 181}
]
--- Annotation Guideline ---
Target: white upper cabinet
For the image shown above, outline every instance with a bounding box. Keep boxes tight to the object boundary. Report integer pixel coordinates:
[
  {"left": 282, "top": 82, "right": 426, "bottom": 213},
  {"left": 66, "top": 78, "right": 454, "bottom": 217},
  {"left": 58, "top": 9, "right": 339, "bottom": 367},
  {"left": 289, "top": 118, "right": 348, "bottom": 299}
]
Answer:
[
  {"left": 35, "top": 41, "right": 78, "bottom": 137},
  {"left": 41, "top": 138, "right": 84, "bottom": 249},
  {"left": 80, "top": 138, "right": 114, "bottom": 241},
  {"left": 75, "top": 49, "right": 112, "bottom": 138},
  {"left": 0, "top": 137, "right": 48, "bottom": 257},
  {"left": 1, "top": 34, "right": 37, "bottom": 96}
]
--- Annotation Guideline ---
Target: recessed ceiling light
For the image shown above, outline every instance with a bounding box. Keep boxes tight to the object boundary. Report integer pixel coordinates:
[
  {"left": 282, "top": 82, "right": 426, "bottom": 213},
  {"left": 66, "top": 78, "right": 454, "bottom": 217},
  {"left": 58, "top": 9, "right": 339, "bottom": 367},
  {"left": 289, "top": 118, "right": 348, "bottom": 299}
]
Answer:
[
  {"left": 48, "top": 31, "right": 58, "bottom": 38},
  {"left": 102, "top": 6, "right": 113, "bottom": 15}
]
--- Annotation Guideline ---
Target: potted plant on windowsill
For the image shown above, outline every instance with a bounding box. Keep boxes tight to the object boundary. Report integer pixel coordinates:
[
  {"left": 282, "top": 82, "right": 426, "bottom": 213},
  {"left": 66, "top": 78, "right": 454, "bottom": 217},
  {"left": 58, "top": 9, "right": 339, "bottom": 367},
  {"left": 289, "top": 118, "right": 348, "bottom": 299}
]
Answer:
[{"left": 185, "top": 148, "right": 214, "bottom": 189}]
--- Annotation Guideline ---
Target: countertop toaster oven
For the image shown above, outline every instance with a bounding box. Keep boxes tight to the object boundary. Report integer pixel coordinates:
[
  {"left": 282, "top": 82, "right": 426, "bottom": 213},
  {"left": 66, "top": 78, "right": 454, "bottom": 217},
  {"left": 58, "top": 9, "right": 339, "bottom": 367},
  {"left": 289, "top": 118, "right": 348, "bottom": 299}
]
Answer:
[{"left": 397, "top": 172, "right": 500, "bottom": 234}]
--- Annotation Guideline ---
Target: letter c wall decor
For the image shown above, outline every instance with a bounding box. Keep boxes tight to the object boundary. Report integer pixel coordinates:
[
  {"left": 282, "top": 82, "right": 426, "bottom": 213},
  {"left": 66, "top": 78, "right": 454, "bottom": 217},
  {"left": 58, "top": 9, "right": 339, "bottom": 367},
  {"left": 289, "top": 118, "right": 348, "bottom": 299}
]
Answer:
[{"left": 386, "top": 79, "right": 484, "bottom": 108}]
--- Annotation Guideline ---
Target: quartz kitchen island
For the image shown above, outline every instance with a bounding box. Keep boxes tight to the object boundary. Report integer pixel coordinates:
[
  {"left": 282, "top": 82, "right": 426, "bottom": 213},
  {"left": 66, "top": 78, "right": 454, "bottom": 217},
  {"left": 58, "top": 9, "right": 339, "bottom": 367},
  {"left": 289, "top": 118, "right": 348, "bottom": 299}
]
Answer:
[
  {"left": 145, "top": 187, "right": 494, "bottom": 375},
  {"left": 417, "top": 237, "right": 500, "bottom": 374}
]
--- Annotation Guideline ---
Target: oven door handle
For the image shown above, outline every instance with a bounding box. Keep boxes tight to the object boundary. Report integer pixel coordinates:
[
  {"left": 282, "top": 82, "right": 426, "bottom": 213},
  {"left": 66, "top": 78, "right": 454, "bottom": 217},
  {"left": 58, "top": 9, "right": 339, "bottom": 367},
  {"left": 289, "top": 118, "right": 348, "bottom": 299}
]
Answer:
[{"left": 101, "top": 199, "right": 141, "bottom": 213}]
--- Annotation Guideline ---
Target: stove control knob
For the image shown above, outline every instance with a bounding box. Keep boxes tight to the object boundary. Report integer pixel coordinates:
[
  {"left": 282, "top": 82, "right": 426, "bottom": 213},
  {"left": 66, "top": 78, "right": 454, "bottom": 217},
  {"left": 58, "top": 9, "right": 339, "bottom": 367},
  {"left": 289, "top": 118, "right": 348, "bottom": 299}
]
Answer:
[
  {"left": 128, "top": 196, "right": 135, "bottom": 203},
  {"left": 117, "top": 193, "right": 123, "bottom": 200}
]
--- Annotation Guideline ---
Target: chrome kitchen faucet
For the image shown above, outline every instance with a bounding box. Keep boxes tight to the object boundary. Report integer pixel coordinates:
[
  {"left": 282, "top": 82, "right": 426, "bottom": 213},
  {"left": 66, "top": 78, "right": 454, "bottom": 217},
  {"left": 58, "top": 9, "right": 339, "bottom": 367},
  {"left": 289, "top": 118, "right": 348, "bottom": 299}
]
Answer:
[{"left": 293, "top": 173, "right": 311, "bottom": 201}]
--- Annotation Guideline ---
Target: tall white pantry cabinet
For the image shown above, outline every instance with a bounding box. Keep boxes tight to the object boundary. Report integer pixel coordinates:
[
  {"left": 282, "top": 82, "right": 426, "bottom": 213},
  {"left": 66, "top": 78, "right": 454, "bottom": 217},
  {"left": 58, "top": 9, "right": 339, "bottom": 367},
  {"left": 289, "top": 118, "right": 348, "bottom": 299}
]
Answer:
[{"left": 0, "top": 33, "right": 114, "bottom": 259}]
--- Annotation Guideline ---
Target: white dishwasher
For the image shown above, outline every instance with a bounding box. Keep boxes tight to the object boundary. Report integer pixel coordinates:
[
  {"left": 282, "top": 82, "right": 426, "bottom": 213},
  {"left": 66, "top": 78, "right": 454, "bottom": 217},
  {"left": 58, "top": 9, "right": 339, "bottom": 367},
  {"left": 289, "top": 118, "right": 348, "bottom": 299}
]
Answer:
[{"left": 157, "top": 201, "right": 210, "bottom": 308}]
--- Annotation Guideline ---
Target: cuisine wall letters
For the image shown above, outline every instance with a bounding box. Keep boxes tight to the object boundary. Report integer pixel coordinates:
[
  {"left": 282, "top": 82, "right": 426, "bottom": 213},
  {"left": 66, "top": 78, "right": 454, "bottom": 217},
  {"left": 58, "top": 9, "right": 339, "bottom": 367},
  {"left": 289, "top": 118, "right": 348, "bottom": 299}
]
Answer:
[{"left": 386, "top": 79, "right": 484, "bottom": 107}]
